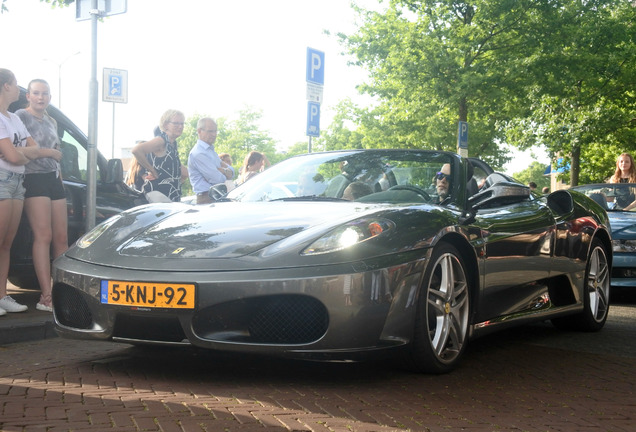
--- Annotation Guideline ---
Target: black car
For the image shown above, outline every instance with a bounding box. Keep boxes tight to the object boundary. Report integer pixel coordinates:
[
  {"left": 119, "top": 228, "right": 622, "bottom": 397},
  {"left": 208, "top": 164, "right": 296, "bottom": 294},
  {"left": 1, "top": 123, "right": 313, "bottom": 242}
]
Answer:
[{"left": 8, "top": 88, "right": 146, "bottom": 289}]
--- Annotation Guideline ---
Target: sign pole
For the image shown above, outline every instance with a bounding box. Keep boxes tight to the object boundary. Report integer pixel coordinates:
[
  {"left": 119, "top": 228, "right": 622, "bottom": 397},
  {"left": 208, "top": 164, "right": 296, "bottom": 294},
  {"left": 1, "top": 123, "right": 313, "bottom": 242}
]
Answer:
[
  {"left": 111, "top": 103, "right": 115, "bottom": 159},
  {"left": 77, "top": 0, "right": 127, "bottom": 231},
  {"left": 86, "top": 0, "right": 99, "bottom": 231}
]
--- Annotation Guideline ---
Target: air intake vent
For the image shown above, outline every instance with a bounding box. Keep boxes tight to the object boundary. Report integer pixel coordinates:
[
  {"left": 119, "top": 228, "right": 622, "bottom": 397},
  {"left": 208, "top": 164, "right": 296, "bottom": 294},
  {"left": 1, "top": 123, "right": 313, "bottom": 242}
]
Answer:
[{"left": 52, "top": 284, "right": 93, "bottom": 329}]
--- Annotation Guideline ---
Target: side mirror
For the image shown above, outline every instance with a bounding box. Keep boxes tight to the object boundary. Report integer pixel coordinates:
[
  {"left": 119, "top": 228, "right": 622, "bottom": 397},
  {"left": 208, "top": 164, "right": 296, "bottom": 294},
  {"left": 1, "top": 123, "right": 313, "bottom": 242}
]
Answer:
[
  {"left": 209, "top": 183, "right": 228, "bottom": 201},
  {"left": 105, "top": 159, "right": 124, "bottom": 184}
]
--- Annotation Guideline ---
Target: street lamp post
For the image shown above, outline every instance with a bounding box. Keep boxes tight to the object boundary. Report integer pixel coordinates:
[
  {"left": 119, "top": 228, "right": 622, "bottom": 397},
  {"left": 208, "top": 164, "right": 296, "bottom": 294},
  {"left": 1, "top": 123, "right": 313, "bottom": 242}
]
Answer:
[{"left": 43, "top": 51, "right": 80, "bottom": 109}]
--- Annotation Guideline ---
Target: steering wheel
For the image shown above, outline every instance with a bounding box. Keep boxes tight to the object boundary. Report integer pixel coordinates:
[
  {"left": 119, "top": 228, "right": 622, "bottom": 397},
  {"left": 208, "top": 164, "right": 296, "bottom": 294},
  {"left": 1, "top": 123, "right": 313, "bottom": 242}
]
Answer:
[{"left": 388, "top": 185, "right": 431, "bottom": 201}]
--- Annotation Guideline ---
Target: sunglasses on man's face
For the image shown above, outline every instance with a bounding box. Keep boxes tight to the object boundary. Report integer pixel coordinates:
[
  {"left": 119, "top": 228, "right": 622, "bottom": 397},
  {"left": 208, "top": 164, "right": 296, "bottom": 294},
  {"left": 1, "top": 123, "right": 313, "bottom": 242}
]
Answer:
[{"left": 436, "top": 172, "right": 451, "bottom": 181}]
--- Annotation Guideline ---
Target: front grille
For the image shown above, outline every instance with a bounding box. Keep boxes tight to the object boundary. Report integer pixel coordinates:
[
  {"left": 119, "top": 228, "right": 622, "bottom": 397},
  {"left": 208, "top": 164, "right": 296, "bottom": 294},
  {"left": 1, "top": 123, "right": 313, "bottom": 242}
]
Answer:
[
  {"left": 52, "top": 283, "right": 93, "bottom": 329},
  {"left": 113, "top": 314, "right": 187, "bottom": 343},
  {"left": 193, "top": 295, "right": 328, "bottom": 344}
]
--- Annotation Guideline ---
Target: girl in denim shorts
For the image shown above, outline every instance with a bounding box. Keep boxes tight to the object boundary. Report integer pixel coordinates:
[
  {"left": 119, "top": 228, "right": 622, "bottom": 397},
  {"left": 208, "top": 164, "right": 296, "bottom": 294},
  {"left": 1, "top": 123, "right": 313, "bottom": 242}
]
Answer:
[{"left": 0, "top": 69, "right": 62, "bottom": 315}]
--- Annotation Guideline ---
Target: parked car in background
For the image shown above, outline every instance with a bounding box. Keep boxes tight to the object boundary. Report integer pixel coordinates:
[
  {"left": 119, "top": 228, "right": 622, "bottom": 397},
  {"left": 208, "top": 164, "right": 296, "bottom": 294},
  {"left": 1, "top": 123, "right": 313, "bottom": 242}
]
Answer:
[
  {"left": 8, "top": 88, "right": 147, "bottom": 289},
  {"left": 571, "top": 183, "right": 636, "bottom": 292},
  {"left": 53, "top": 149, "right": 612, "bottom": 374}
]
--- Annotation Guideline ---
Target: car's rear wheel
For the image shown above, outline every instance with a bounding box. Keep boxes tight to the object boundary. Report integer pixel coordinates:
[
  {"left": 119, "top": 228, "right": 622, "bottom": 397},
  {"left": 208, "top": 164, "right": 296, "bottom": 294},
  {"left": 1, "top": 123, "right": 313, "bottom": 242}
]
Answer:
[
  {"left": 552, "top": 239, "right": 610, "bottom": 331},
  {"left": 403, "top": 243, "right": 470, "bottom": 374}
]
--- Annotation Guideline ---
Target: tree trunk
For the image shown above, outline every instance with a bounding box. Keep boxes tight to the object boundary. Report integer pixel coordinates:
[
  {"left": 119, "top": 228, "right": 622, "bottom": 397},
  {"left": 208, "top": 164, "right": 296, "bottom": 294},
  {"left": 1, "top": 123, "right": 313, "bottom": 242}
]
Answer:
[{"left": 570, "top": 144, "right": 580, "bottom": 187}]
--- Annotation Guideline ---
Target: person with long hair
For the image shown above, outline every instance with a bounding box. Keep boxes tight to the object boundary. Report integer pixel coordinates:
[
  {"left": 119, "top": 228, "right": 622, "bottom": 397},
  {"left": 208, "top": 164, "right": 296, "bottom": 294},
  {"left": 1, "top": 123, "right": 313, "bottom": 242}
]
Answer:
[
  {"left": 132, "top": 110, "right": 188, "bottom": 202},
  {"left": 0, "top": 69, "right": 60, "bottom": 315},
  {"left": 609, "top": 153, "right": 636, "bottom": 183},
  {"left": 237, "top": 151, "right": 268, "bottom": 185},
  {"left": 15, "top": 79, "right": 67, "bottom": 312},
  {"left": 609, "top": 153, "right": 636, "bottom": 211},
  {"left": 125, "top": 141, "right": 147, "bottom": 192}
]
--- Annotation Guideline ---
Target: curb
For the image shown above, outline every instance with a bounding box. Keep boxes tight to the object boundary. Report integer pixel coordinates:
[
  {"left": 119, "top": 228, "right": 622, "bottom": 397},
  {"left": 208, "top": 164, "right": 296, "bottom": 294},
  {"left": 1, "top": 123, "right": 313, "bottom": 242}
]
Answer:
[{"left": 0, "top": 287, "right": 58, "bottom": 346}]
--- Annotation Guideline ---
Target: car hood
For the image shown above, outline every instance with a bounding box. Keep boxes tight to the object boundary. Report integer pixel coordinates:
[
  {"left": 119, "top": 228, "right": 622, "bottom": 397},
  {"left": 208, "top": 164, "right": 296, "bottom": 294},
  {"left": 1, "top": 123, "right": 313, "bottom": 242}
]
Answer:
[
  {"left": 66, "top": 201, "right": 453, "bottom": 272},
  {"left": 608, "top": 211, "right": 636, "bottom": 240}
]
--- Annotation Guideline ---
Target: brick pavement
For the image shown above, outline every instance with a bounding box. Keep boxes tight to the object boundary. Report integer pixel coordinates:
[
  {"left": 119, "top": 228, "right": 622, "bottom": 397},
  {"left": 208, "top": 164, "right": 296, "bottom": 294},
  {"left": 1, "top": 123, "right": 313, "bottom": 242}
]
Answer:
[
  {"left": 1, "top": 286, "right": 635, "bottom": 431},
  {"left": 1, "top": 317, "right": 635, "bottom": 432}
]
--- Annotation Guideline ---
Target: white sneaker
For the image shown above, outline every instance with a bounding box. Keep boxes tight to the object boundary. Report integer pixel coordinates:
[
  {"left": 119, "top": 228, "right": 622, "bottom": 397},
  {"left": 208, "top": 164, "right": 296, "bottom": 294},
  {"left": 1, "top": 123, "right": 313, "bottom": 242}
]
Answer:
[
  {"left": 36, "top": 303, "right": 53, "bottom": 312},
  {"left": 0, "top": 307, "right": 6, "bottom": 316},
  {"left": 0, "top": 296, "right": 28, "bottom": 313}
]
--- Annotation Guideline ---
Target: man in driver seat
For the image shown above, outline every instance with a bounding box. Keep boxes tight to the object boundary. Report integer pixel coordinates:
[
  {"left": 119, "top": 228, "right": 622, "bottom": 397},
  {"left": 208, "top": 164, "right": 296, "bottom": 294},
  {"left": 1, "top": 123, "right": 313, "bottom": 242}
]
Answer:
[{"left": 436, "top": 163, "right": 451, "bottom": 203}]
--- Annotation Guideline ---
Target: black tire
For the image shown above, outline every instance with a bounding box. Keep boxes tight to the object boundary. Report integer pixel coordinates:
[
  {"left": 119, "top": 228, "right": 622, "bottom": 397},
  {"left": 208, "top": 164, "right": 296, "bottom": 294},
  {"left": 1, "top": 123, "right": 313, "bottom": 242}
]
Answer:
[
  {"left": 552, "top": 239, "right": 610, "bottom": 331},
  {"left": 402, "top": 243, "right": 470, "bottom": 374}
]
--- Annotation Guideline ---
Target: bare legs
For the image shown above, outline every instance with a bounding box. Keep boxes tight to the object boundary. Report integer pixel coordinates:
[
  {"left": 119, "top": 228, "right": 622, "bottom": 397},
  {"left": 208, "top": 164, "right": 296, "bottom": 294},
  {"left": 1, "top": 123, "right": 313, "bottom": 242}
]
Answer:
[
  {"left": 0, "top": 198, "right": 24, "bottom": 299},
  {"left": 24, "top": 196, "right": 68, "bottom": 306}
]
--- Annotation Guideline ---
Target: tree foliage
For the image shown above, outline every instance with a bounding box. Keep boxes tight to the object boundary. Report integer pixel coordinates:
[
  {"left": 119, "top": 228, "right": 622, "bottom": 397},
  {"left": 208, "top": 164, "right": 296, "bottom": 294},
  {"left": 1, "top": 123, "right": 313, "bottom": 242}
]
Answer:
[
  {"left": 338, "top": 0, "right": 636, "bottom": 180},
  {"left": 339, "top": 0, "right": 546, "bottom": 170},
  {"left": 1, "top": 0, "right": 74, "bottom": 11},
  {"left": 177, "top": 107, "right": 280, "bottom": 196},
  {"left": 512, "top": 161, "right": 550, "bottom": 191},
  {"left": 505, "top": 0, "right": 636, "bottom": 185}
]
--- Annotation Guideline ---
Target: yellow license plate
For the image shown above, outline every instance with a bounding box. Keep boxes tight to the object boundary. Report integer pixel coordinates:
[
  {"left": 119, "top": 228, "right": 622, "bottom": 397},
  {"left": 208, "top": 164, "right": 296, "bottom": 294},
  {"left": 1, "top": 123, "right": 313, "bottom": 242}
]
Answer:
[{"left": 100, "top": 280, "right": 195, "bottom": 309}]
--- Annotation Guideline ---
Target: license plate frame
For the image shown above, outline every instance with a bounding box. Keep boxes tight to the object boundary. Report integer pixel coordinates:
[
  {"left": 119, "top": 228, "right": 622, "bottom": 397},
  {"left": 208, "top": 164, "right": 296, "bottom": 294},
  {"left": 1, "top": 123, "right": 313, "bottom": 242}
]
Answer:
[{"left": 100, "top": 280, "right": 196, "bottom": 309}]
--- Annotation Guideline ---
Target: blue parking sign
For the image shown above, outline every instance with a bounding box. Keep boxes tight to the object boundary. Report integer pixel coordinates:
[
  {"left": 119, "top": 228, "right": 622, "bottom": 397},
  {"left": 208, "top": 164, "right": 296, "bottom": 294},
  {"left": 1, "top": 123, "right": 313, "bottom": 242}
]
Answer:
[
  {"left": 102, "top": 68, "right": 128, "bottom": 103},
  {"left": 306, "top": 48, "right": 325, "bottom": 85},
  {"left": 307, "top": 101, "right": 320, "bottom": 137},
  {"left": 109, "top": 74, "right": 122, "bottom": 96},
  {"left": 457, "top": 121, "right": 468, "bottom": 149}
]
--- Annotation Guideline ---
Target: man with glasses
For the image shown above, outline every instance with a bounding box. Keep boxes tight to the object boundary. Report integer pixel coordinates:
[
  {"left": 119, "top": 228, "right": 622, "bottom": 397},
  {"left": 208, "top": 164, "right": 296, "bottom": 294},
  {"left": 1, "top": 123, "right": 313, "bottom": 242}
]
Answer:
[
  {"left": 187, "top": 117, "right": 233, "bottom": 204},
  {"left": 435, "top": 163, "right": 452, "bottom": 203}
]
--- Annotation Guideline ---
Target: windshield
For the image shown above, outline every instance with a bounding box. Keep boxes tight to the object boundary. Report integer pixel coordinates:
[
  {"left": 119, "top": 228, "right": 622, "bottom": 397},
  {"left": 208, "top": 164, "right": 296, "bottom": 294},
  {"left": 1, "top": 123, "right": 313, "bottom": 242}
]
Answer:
[
  {"left": 227, "top": 150, "right": 455, "bottom": 205},
  {"left": 572, "top": 183, "right": 636, "bottom": 212}
]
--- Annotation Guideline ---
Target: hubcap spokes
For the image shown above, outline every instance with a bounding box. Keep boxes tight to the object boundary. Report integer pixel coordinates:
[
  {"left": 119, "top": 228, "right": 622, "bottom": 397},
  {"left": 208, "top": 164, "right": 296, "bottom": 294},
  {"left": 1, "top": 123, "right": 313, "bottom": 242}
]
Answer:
[
  {"left": 588, "top": 247, "right": 610, "bottom": 322},
  {"left": 427, "top": 253, "right": 469, "bottom": 361}
]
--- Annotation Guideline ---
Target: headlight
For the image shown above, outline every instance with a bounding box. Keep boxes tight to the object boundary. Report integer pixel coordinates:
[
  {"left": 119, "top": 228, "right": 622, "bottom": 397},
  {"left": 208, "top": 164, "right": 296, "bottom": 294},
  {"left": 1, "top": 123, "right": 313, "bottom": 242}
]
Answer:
[
  {"left": 77, "top": 214, "right": 122, "bottom": 248},
  {"left": 612, "top": 239, "right": 636, "bottom": 253},
  {"left": 301, "top": 218, "right": 395, "bottom": 255}
]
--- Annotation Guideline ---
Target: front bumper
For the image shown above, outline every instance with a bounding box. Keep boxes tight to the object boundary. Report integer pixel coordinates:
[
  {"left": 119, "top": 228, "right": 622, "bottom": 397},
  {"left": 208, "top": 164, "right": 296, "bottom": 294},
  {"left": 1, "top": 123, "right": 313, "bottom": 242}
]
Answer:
[
  {"left": 611, "top": 254, "right": 636, "bottom": 288},
  {"left": 52, "top": 253, "right": 429, "bottom": 359}
]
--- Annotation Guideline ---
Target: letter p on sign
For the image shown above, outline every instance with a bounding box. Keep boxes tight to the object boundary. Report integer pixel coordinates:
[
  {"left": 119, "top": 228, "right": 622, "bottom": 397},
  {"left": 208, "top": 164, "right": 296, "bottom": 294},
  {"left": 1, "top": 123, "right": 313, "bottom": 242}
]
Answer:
[{"left": 306, "top": 48, "right": 325, "bottom": 85}]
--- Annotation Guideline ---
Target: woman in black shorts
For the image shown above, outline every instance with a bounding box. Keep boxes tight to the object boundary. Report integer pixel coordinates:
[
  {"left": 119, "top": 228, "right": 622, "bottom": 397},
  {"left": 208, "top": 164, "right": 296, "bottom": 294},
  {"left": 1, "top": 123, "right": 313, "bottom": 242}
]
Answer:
[{"left": 16, "top": 79, "right": 67, "bottom": 312}]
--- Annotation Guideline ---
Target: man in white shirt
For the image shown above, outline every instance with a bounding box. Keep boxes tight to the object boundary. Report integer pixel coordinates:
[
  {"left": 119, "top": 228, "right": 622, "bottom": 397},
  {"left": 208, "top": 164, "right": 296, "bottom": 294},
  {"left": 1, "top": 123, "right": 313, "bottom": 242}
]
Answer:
[{"left": 187, "top": 118, "right": 233, "bottom": 204}]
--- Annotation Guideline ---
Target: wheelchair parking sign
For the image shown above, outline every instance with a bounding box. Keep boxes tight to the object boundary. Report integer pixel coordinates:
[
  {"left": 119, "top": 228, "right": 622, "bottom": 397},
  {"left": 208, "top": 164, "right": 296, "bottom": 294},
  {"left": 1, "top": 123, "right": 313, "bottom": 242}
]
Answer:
[{"left": 102, "top": 68, "right": 128, "bottom": 103}]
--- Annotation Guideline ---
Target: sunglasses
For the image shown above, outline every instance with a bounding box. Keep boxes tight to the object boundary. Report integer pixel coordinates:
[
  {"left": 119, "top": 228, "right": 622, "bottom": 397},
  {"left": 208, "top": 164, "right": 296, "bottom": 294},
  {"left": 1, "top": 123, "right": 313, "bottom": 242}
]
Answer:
[{"left": 436, "top": 172, "right": 451, "bottom": 181}]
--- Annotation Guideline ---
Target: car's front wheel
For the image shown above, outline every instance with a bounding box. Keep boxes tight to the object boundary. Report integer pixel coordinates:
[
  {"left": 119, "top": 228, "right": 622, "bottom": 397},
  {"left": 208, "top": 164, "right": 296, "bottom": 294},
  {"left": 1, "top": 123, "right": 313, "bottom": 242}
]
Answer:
[
  {"left": 403, "top": 243, "right": 470, "bottom": 374},
  {"left": 552, "top": 239, "right": 610, "bottom": 331}
]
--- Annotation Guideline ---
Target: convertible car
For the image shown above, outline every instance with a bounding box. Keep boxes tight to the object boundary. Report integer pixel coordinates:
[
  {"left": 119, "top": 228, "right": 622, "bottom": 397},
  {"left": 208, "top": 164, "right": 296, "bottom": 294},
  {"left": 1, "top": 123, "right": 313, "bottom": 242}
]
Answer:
[
  {"left": 52, "top": 150, "right": 612, "bottom": 373},
  {"left": 571, "top": 183, "right": 636, "bottom": 291}
]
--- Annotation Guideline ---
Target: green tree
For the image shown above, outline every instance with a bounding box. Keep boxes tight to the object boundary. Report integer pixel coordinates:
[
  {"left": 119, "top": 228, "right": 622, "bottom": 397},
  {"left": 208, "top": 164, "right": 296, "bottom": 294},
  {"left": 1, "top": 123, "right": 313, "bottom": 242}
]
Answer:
[
  {"left": 220, "top": 106, "right": 279, "bottom": 169},
  {"left": 339, "top": 0, "right": 545, "bottom": 170},
  {"left": 512, "top": 161, "right": 549, "bottom": 191},
  {"left": 505, "top": 0, "right": 636, "bottom": 186},
  {"left": 313, "top": 98, "right": 365, "bottom": 152},
  {"left": 338, "top": 0, "right": 636, "bottom": 179},
  {"left": 2, "top": 0, "right": 74, "bottom": 11},
  {"left": 176, "top": 107, "right": 281, "bottom": 196}
]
